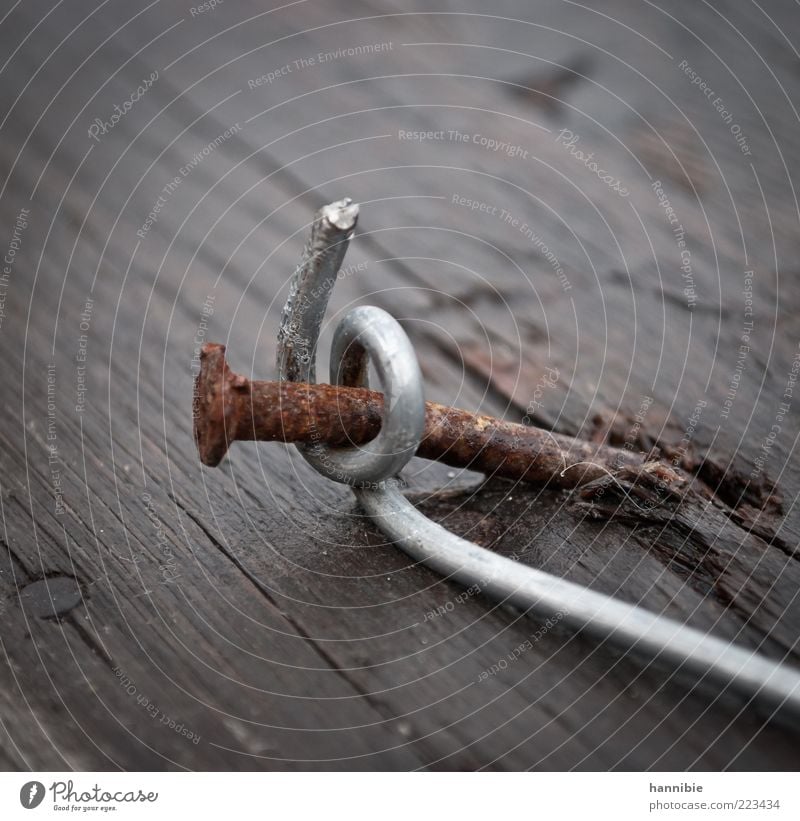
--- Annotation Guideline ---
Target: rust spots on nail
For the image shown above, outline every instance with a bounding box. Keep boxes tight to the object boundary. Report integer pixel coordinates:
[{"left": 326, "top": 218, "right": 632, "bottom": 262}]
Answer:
[{"left": 193, "top": 343, "right": 241, "bottom": 467}]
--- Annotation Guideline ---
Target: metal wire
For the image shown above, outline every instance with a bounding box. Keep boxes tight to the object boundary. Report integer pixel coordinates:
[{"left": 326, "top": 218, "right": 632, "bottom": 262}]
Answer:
[
  {"left": 278, "top": 199, "right": 800, "bottom": 721},
  {"left": 276, "top": 197, "right": 359, "bottom": 385},
  {"left": 305, "top": 305, "right": 425, "bottom": 485}
]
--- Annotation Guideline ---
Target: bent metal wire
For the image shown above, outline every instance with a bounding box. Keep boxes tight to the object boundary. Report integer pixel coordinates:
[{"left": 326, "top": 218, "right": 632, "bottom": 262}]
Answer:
[{"left": 276, "top": 198, "right": 800, "bottom": 719}]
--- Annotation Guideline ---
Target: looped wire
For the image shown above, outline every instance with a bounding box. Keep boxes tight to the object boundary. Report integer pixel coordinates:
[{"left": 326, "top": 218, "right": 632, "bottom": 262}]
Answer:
[
  {"left": 302, "top": 305, "right": 425, "bottom": 486},
  {"left": 276, "top": 199, "right": 800, "bottom": 720}
]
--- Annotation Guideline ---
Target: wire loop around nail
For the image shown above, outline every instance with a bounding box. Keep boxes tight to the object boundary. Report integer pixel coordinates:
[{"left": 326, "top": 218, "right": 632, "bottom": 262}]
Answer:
[
  {"left": 275, "top": 199, "right": 800, "bottom": 718},
  {"left": 299, "top": 305, "right": 425, "bottom": 486}
]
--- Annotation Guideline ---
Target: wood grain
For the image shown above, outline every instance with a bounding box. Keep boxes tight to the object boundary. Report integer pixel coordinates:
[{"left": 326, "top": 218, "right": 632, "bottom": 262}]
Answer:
[{"left": 1, "top": 0, "right": 799, "bottom": 770}]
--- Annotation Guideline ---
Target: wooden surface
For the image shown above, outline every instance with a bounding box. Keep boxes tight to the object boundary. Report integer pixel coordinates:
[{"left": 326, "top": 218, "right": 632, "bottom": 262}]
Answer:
[{"left": 1, "top": 0, "right": 800, "bottom": 770}]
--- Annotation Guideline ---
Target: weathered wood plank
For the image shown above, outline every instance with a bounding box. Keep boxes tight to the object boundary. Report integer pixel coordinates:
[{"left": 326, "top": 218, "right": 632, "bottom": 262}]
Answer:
[{"left": 1, "top": 0, "right": 800, "bottom": 770}]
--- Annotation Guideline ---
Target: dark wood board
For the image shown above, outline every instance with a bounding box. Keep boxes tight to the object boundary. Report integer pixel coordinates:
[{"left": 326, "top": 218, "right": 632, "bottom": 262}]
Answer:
[{"left": 1, "top": 0, "right": 800, "bottom": 770}]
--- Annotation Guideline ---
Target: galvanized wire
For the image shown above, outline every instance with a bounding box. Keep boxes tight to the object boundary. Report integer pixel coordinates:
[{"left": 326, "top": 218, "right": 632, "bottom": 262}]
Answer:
[{"left": 278, "top": 199, "right": 800, "bottom": 720}]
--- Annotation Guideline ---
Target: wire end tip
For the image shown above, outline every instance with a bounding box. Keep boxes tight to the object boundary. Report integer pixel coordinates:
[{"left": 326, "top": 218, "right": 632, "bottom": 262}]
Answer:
[{"left": 321, "top": 198, "right": 359, "bottom": 231}]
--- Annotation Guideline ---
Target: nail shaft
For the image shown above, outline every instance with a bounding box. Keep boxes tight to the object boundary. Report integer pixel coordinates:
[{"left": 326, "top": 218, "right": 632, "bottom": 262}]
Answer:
[{"left": 195, "top": 342, "right": 654, "bottom": 487}]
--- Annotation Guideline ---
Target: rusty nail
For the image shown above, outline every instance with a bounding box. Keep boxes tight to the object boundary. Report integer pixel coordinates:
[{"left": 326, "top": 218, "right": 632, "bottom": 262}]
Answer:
[{"left": 193, "top": 342, "right": 665, "bottom": 488}]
